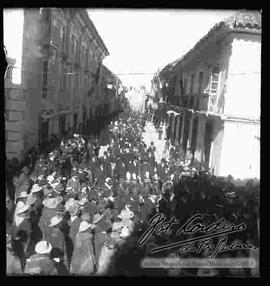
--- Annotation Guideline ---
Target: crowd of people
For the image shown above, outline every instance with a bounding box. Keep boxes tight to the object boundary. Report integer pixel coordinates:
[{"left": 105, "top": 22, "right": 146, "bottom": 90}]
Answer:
[{"left": 6, "top": 109, "right": 260, "bottom": 277}]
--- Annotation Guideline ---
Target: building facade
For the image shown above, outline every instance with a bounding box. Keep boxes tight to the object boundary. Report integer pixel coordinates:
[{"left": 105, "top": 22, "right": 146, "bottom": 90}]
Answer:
[
  {"left": 38, "top": 8, "right": 109, "bottom": 143},
  {"left": 98, "top": 64, "right": 123, "bottom": 118},
  {"left": 153, "top": 10, "right": 261, "bottom": 180},
  {"left": 4, "top": 8, "right": 115, "bottom": 161},
  {"left": 4, "top": 9, "right": 43, "bottom": 161}
]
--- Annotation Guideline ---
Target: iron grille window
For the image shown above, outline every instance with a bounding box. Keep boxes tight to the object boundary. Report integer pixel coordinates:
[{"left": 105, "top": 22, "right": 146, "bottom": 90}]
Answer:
[{"left": 210, "top": 66, "right": 220, "bottom": 95}]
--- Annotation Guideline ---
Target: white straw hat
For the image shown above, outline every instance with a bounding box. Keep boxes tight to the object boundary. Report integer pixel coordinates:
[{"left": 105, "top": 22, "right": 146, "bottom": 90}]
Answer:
[
  {"left": 118, "top": 209, "right": 134, "bottom": 220},
  {"left": 16, "top": 203, "right": 30, "bottom": 215},
  {"left": 47, "top": 175, "right": 54, "bottom": 183},
  {"left": 49, "top": 216, "right": 63, "bottom": 227},
  {"left": 126, "top": 172, "right": 131, "bottom": 181},
  {"left": 31, "top": 184, "right": 43, "bottom": 193},
  {"left": 79, "top": 221, "right": 91, "bottom": 232},
  {"left": 35, "top": 241, "right": 52, "bottom": 255},
  {"left": 16, "top": 191, "right": 29, "bottom": 199},
  {"left": 120, "top": 226, "right": 131, "bottom": 238}
]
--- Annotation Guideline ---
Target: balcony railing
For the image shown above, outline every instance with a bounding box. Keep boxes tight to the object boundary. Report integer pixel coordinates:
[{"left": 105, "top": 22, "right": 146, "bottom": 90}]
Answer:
[
  {"left": 197, "top": 94, "right": 210, "bottom": 112},
  {"left": 196, "top": 92, "right": 218, "bottom": 113}
]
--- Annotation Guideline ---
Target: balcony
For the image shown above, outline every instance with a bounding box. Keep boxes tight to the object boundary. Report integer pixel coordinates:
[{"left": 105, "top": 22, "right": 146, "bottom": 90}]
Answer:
[{"left": 197, "top": 94, "right": 210, "bottom": 112}]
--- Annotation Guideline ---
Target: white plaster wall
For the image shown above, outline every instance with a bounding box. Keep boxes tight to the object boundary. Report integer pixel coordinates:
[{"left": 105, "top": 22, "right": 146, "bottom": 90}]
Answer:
[
  {"left": 209, "top": 119, "right": 224, "bottom": 175},
  {"left": 218, "top": 121, "right": 260, "bottom": 179},
  {"left": 194, "top": 115, "right": 206, "bottom": 163},
  {"left": 225, "top": 34, "right": 261, "bottom": 118},
  {"left": 4, "top": 9, "right": 24, "bottom": 85}
]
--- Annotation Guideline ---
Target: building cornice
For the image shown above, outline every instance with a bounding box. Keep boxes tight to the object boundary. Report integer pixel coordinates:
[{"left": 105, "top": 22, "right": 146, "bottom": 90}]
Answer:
[
  {"left": 158, "top": 10, "right": 261, "bottom": 77},
  {"left": 78, "top": 9, "right": 109, "bottom": 57}
]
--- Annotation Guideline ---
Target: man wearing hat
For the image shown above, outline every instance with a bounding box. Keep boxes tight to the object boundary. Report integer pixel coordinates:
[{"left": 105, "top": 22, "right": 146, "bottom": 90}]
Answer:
[
  {"left": 11, "top": 202, "right": 32, "bottom": 270},
  {"left": 47, "top": 216, "right": 66, "bottom": 262},
  {"left": 66, "top": 174, "right": 80, "bottom": 194},
  {"left": 15, "top": 182, "right": 30, "bottom": 204},
  {"left": 53, "top": 183, "right": 65, "bottom": 196},
  {"left": 70, "top": 221, "right": 96, "bottom": 275},
  {"left": 24, "top": 241, "right": 57, "bottom": 275},
  {"left": 65, "top": 199, "right": 81, "bottom": 269},
  {"left": 29, "top": 184, "right": 44, "bottom": 215},
  {"left": 82, "top": 192, "right": 98, "bottom": 213},
  {"left": 38, "top": 196, "right": 63, "bottom": 241}
]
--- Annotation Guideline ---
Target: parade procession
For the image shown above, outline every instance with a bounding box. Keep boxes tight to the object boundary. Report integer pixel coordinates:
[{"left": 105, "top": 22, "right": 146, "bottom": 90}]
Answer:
[
  {"left": 4, "top": 8, "right": 260, "bottom": 277},
  {"left": 5, "top": 108, "right": 260, "bottom": 276}
]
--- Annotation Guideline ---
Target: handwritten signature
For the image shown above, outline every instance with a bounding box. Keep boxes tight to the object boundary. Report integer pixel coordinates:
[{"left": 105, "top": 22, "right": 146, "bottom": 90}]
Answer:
[{"left": 138, "top": 213, "right": 256, "bottom": 258}]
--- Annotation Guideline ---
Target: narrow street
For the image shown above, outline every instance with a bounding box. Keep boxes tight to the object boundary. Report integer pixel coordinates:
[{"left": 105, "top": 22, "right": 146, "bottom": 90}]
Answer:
[
  {"left": 5, "top": 8, "right": 260, "bottom": 277},
  {"left": 142, "top": 121, "right": 167, "bottom": 163}
]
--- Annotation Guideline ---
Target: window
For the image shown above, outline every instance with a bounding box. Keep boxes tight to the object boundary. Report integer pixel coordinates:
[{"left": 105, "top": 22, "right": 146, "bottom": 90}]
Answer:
[
  {"left": 183, "top": 79, "right": 186, "bottom": 93},
  {"left": 210, "top": 66, "right": 220, "bottom": 95},
  {"left": 60, "top": 26, "right": 66, "bottom": 51},
  {"left": 52, "top": 13, "right": 57, "bottom": 26},
  {"left": 56, "top": 17, "right": 61, "bottom": 28},
  {"left": 81, "top": 46, "right": 85, "bottom": 64},
  {"left": 70, "top": 35, "right": 76, "bottom": 55},
  {"left": 42, "top": 61, "right": 49, "bottom": 99},
  {"left": 198, "top": 71, "right": 204, "bottom": 94},
  {"left": 75, "top": 43, "right": 80, "bottom": 62},
  {"left": 190, "top": 74, "right": 195, "bottom": 95}
]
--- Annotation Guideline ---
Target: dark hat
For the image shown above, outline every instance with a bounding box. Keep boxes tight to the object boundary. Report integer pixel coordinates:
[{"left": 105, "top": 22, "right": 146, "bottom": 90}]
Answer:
[
  {"left": 55, "top": 203, "right": 65, "bottom": 213},
  {"left": 95, "top": 216, "right": 112, "bottom": 232}
]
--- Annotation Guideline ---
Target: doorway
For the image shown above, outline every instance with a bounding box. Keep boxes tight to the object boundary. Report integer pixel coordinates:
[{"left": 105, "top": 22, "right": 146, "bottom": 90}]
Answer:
[
  {"left": 204, "top": 120, "right": 214, "bottom": 169},
  {"left": 191, "top": 116, "right": 199, "bottom": 157},
  {"left": 182, "top": 114, "right": 190, "bottom": 154}
]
